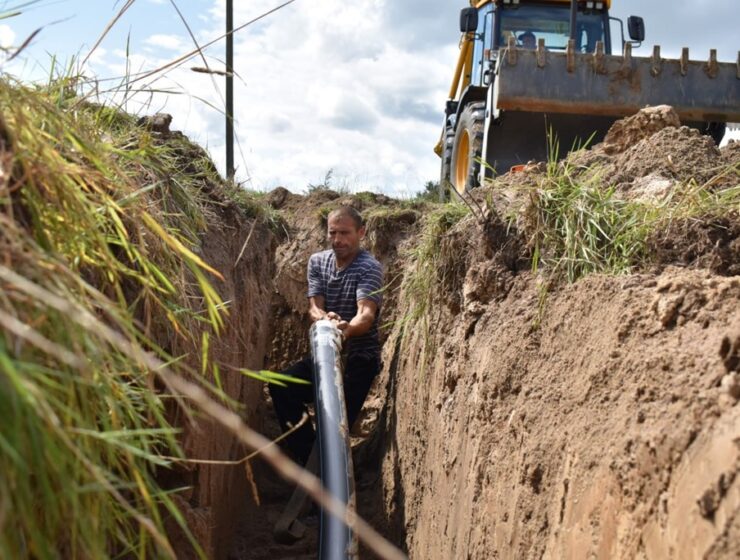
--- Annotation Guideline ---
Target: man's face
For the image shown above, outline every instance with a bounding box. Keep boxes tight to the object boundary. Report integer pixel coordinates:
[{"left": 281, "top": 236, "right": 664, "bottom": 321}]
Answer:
[{"left": 327, "top": 215, "right": 365, "bottom": 260}]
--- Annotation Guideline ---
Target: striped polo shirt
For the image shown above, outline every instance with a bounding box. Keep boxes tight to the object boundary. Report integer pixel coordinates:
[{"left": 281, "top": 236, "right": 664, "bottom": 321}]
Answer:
[{"left": 307, "top": 249, "right": 383, "bottom": 359}]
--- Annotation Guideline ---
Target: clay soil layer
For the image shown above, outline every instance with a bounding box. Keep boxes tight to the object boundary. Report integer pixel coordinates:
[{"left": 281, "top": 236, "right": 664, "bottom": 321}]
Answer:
[{"left": 377, "top": 269, "right": 739, "bottom": 559}]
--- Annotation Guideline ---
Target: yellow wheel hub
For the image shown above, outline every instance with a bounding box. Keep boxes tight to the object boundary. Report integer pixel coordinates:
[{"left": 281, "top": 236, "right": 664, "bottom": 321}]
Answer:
[{"left": 454, "top": 130, "right": 470, "bottom": 195}]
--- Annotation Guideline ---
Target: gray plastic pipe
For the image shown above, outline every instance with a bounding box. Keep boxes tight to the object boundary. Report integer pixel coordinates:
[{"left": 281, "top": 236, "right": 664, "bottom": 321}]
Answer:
[{"left": 309, "top": 320, "right": 358, "bottom": 560}]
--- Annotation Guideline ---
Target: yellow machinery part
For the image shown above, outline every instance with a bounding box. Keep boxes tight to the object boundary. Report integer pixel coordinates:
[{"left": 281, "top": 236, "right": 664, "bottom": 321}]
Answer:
[
  {"left": 454, "top": 129, "right": 471, "bottom": 195},
  {"left": 448, "top": 38, "right": 474, "bottom": 101},
  {"left": 470, "top": 0, "right": 611, "bottom": 9},
  {"left": 435, "top": 36, "right": 474, "bottom": 156}
]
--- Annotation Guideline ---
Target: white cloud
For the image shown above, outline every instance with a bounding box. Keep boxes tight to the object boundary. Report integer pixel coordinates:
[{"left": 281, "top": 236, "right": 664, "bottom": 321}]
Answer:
[
  {"left": 0, "top": 24, "right": 16, "bottom": 49},
  {"left": 185, "top": 0, "right": 454, "bottom": 194},
  {"left": 144, "top": 34, "right": 184, "bottom": 51}
]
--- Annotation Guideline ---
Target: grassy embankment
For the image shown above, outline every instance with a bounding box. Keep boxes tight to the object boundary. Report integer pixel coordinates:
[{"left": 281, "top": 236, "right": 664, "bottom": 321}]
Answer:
[
  {"left": 404, "top": 146, "right": 739, "bottom": 333},
  {"left": 0, "top": 76, "right": 262, "bottom": 558}
]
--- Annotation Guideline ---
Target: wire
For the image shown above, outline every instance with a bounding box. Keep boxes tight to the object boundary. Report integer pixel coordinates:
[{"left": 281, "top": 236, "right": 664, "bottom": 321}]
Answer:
[{"left": 92, "top": 0, "right": 298, "bottom": 92}]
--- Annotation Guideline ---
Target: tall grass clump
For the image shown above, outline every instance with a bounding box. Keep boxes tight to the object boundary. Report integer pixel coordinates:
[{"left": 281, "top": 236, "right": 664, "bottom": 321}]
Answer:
[
  {"left": 527, "top": 159, "right": 649, "bottom": 282},
  {"left": 527, "top": 143, "right": 739, "bottom": 284},
  {"left": 0, "top": 76, "right": 228, "bottom": 558},
  {"left": 399, "top": 203, "right": 470, "bottom": 365},
  {"left": 405, "top": 203, "right": 470, "bottom": 321}
]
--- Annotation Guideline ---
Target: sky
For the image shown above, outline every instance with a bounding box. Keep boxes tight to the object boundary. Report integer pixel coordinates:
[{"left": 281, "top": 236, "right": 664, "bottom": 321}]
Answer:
[{"left": 0, "top": 0, "right": 738, "bottom": 196}]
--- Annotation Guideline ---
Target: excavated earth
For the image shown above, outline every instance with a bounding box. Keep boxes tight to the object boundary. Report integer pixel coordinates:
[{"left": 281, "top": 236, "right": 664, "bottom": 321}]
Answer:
[{"left": 185, "top": 107, "right": 739, "bottom": 559}]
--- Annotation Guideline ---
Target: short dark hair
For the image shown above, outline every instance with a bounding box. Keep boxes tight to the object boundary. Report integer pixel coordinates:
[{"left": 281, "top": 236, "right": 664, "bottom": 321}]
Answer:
[{"left": 327, "top": 206, "right": 364, "bottom": 229}]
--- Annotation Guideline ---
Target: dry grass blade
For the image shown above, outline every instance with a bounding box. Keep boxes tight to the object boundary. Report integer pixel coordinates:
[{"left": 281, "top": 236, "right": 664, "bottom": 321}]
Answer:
[
  {"left": 191, "top": 66, "right": 231, "bottom": 77},
  {"left": 234, "top": 218, "right": 258, "bottom": 268},
  {"left": 5, "top": 26, "right": 42, "bottom": 63},
  {"left": 90, "top": 0, "right": 297, "bottom": 93},
  {"left": 0, "top": 309, "right": 85, "bottom": 369},
  {"left": 81, "top": 0, "right": 136, "bottom": 67}
]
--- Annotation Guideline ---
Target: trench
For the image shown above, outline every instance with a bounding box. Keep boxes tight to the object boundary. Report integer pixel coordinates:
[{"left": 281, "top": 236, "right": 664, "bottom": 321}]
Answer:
[
  {"left": 218, "top": 183, "right": 739, "bottom": 560},
  {"left": 225, "top": 191, "right": 412, "bottom": 560},
  {"left": 176, "top": 121, "right": 740, "bottom": 558}
]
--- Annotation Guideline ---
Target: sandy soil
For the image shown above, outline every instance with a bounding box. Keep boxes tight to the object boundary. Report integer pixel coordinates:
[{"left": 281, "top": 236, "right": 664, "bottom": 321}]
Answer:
[
  {"left": 374, "top": 267, "right": 739, "bottom": 559},
  {"left": 363, "top": 109, "right": 740, "bottom": 559}
]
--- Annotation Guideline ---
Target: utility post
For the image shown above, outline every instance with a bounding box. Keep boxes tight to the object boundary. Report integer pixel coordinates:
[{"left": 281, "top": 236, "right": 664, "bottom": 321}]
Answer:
[{"left": 226, "top": 0, "right": 234, "bottom": 180}]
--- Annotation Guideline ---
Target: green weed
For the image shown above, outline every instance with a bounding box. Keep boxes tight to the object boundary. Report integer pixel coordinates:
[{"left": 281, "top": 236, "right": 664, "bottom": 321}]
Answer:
[
  {"left": 527, "top": 161, "right": 648, "bottom": 282},
  {"left": 398, "top": 203, "right": 470, "bottom": 365}
]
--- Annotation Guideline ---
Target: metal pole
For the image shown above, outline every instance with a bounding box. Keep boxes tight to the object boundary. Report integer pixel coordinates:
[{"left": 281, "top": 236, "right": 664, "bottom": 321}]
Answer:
[
  {"left": 309, "top": 320, "right": 358, "bottom": 560},
  {"left": 569, "top": 0, "right": 577, "bottom": 42},
  {"left": 226, "top": 0, "right": 234, "bottom": 179}
]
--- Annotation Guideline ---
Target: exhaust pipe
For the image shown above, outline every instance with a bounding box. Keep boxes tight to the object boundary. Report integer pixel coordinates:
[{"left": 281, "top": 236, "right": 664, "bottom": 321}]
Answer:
[
  {"left": 569, "top": 0, "right": 577, "bottom": 43},
  {"left": 310, "top": 320, "right": 358, "bottom": 560}
]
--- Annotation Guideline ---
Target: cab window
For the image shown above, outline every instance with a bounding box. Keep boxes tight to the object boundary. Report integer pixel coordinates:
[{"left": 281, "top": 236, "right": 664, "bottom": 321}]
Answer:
[
  {"left": 471, "top": 4, "right": 495, "bottom": 86},
  {"left": 497, "top": 4, "right": 606, "bottom": 53}
]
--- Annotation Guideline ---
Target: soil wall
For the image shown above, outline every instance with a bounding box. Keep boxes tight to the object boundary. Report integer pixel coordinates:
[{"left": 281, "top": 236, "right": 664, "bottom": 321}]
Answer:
[
  {"left": 369, "top": 118, "right": 740, "bottom": 559},
  {"left": 165, "top": 202, "right": 275, "bottom": 559},
  {"left": 377, "top": 263, "right": 739, "bottom": 559}
]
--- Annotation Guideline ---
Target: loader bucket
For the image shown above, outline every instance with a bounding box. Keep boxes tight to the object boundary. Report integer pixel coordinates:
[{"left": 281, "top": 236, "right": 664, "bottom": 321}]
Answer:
[
  {"left": 494, "top": 41, "right": 740, "bottom": 123},
  {"left": 484, "top": 40, "right": 740, "bottom": 175},
  {"left": 485, "top": 110, "right": 616, "bottom": 175}
]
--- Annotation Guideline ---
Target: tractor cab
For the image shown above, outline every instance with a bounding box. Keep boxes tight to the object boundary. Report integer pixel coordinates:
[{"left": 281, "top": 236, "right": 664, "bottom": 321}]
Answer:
[{"left": 467, "top": 1, "right": 614, "bottom": 88}]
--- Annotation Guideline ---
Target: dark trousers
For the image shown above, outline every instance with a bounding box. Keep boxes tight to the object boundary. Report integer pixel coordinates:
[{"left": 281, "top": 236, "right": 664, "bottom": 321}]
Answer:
[{"left": 269, "top": 354, "right": 380, "bottom": 465}]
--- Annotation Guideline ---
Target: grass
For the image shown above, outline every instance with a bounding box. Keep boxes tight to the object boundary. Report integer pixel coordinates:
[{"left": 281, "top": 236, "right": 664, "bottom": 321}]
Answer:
[
  {"left": 526, "top": 151, "right": 740, "bottom": 284},
  {"left": 526, "top": 160, "right": 648, "bottom": 283},
  {"left": 406, "top": 204, "right": 470, "bottom": 316},
  {"left": 222, "top": 182, "right": 287, "bottom": 235},
  {"left": 398, "top": 203, "right": 470, "bottom": 364},
  {"left": 0, "top": 76, "right": 235, "bottom": 558}
]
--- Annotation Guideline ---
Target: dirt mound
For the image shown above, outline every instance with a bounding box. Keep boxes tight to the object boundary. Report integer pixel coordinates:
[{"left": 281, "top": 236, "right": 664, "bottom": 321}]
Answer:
[
  {"left": 565, "top": 105, "right": 730, "bottom": 194},
  {"left": 721, "top": 139, "right": 740, "bottom": 165},
  {"left": 648, "top": 213, "right": 740, "bottom": 276},
  {"left": 602, "top": 105, "right": 681, "bottom": 154},
  {"left": 613, "top": 126, "right": 723, "bottom": 188}
]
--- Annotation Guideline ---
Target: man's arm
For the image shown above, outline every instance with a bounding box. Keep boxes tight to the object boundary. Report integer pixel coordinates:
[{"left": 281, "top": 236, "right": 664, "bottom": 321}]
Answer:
[
  {"left": 336, "top": 299, "right": 378, "bottom": 339},
  {"left": 308, "top": 295, "right": 327, "bottom": 323},
  {"left": 309, "top": 296, "right": 376, "bottom": 338}
]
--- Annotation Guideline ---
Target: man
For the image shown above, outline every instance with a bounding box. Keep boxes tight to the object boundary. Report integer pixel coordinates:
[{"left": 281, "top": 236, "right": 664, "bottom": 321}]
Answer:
[
  {"left": 269, "top": 205, "right": 383, "bottom": 465},
  {"left": 519, "top": 31, "right": 537, "bottom": 49}
]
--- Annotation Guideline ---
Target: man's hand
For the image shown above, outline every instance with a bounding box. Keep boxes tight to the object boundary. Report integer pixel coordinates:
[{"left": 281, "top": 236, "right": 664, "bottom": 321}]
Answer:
[
  {"left": 338, "top": 299, "right": 377, "bottom": 340},
  {"left": 325, "top": 311, "right": 349, "bottom": 334},
  {"left": 309, "top": 300, "right": 377, "bottom": 340},
  {"left": 308, "top": 296, "right": 326, "bottom": 323}
]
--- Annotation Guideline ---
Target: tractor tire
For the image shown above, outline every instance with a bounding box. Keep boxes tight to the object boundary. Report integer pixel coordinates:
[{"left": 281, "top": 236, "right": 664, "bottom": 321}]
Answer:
[
  {"left": 450, "top": 102, "right": 485, "bottom": 196},
  {"left": 439, "top": 126, "right": 455, "bottom": 200}
]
